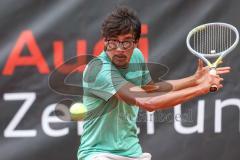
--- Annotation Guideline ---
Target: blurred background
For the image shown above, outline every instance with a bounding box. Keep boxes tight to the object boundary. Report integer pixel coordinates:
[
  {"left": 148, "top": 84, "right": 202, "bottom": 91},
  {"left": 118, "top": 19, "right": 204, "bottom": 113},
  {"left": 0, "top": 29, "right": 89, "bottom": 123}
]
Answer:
[{"left": 0, "top": 0, "right": 240, "bottom": 160}]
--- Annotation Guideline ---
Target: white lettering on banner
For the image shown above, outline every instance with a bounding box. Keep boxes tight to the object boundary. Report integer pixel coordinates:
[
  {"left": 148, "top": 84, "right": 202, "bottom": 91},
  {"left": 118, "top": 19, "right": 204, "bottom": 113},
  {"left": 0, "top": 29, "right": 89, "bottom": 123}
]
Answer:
[
  {"left": 3, "top": 92, "right": 37, "bottom": 137},
  {"left": 174, "top": 100, "right": 205, "bottom": 134},
  {"left": 77, "top": 121, "right": 84, "bottom": 135},
  {"left": 215, "top": 99, "right": 240, "bottom": 133},
  {"left": 42, "top": 104, "right": 69, "bottom": 137},
  {"left": 2, "top": 92, "right": 240, "bottom": 137},
  {"left": 147, "top": 111, "right": 155, "bottom": 134}
]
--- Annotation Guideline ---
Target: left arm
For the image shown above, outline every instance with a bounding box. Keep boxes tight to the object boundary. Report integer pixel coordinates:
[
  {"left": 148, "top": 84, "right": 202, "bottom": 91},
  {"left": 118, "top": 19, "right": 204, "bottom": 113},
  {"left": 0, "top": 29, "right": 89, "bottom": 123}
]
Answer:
[
  {"left": 142, "top": 75, "right": 196, "bottom": 92},
  {"left": 142, "top": 60, "right": 230, "bottom": 92}
]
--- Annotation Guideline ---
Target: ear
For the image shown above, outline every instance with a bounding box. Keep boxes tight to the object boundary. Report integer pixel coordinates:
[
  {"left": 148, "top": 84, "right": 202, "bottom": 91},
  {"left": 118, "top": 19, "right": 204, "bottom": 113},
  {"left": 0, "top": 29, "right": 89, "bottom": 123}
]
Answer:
[
  {"left": 103, "top": 39, "right": 108, "bottom": 51},
  {"left": 103, "top": 38, "right": 108, "bottom": 46},
  {"left": 103, "top": 37, "right": 107, "bottom": 43}
]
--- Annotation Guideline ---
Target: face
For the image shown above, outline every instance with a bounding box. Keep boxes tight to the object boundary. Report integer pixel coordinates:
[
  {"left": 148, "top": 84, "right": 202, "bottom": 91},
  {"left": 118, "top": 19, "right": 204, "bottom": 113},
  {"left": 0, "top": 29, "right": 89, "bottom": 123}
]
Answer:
[{"left": 104, "top": 33, "right": 138, "bottom": 68}]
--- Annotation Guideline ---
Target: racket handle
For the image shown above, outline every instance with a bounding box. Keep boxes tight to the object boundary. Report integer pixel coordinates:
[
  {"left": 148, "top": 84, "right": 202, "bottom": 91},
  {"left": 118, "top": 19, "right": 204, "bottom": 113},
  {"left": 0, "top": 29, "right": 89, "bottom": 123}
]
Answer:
[
  {"left": 210, "top": 85, "right": 218, "bottom": 92},
  {"left": 209, "top": 68, "right": 218, "bottom": 92}
]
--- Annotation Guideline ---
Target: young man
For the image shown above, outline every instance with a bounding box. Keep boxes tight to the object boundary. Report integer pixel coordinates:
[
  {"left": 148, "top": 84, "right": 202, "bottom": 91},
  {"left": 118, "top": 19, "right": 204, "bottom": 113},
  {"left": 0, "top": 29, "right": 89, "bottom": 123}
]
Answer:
[{"left": 77, "top": 6, "right": 230, "bottom": 160}]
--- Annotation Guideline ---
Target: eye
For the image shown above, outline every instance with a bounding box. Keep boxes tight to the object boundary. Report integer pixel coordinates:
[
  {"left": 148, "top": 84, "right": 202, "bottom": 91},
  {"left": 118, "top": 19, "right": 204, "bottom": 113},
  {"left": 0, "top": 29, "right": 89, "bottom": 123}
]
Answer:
[
  {"left": 122, "top": 41, "right": 133, "bottom": 48},
  {"left": 107, "top": 40, "right": 118, "bottom": 49}
]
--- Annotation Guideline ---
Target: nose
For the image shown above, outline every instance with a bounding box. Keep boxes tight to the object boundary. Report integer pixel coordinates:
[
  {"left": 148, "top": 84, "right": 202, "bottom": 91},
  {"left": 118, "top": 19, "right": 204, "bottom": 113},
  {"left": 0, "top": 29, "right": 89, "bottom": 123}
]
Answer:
[
  {"left": 116, "top": 47, "right": 125, "bottom": 51},
  {"left": 115, "top": 43, "right": 125, "bottom": 51}
]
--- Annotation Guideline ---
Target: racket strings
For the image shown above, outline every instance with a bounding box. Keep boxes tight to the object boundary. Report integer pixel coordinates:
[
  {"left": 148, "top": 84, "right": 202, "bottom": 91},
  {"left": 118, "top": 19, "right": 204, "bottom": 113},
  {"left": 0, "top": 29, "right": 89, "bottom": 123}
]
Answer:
[{"left": 192, "top": 25, "right": 235, "bottom": 54}]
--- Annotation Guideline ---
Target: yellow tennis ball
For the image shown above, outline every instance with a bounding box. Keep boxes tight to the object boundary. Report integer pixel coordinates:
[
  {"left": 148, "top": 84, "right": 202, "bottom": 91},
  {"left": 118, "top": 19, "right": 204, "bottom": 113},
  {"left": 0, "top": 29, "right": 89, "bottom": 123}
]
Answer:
[{"left": 69, "top": 103, "right": 87, "bottom": 121}]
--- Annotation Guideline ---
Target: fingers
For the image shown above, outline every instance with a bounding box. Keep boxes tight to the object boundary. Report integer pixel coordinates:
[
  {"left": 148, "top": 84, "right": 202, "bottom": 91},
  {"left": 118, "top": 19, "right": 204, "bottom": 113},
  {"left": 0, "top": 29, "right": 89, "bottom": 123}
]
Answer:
[
  {"left": 210, "top": 74, "right": 223, "bottom": 90},
  {"left": 216, "top": 66, "right": 231, "bottom": 70},
  {"left": 217, "top": 70, "right": 230, "bottom": 75},
  {"left": 216, "top": 84, "right": 223, "bottom": 90},
  {"left": 216, "top": 67, "right": 231, "bottom": 74}
]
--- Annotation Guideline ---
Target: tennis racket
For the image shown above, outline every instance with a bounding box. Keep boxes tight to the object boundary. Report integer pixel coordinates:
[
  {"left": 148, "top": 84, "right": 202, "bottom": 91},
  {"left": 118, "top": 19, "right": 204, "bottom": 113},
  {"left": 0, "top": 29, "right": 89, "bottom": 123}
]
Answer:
[{"left": 186, "top": 22, "right": 239, "bottom": 92}]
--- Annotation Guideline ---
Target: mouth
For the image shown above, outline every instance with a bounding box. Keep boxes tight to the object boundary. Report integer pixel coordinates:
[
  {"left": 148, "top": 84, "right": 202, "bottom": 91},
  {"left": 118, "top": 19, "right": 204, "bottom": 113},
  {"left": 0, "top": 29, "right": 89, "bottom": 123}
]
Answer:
[
  {"left": 115, "top": 57, "right": 127, "bottom": 61},
  {"left": 113, "top": 55, "right": 127, "bottom": 61},
  {"left": 112, "top": 55, "right": 129, "bottom": 68}
]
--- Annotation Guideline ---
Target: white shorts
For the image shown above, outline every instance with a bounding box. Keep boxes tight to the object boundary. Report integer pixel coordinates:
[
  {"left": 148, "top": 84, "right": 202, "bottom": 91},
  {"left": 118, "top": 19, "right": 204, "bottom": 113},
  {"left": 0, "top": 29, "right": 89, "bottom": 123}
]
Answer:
[{"left": 91, "top": 153, "right": 152, "bottom": 160}]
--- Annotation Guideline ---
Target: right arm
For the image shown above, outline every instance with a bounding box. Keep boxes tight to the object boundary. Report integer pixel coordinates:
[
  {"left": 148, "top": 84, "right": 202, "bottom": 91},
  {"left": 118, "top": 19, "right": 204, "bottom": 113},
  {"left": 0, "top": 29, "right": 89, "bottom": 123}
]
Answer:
[
  {"left": 115, "top": 70, "right": 223, "bottom": 112},
  {"left": 141, "top": 60, "right": 230, "bottom": 93}
]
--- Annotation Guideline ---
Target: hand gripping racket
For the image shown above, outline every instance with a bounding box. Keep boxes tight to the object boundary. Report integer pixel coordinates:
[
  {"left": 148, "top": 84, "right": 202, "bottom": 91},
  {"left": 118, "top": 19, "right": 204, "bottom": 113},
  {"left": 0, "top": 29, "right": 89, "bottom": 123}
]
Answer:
[{"left": 186, "top": 22, "right": 239, "bottom": 92}]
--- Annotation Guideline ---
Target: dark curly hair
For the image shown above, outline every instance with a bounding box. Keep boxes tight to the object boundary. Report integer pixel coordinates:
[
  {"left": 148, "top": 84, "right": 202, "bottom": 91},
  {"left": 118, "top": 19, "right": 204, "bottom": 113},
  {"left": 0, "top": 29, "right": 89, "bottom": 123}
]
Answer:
[{"left": 101, "top": 6, "right": 141, "bottom": 41}]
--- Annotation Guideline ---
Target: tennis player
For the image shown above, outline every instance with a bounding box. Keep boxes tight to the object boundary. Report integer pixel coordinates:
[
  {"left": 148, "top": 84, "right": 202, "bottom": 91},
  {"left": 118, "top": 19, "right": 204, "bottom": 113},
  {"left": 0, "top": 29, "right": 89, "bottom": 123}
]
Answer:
[{"left": 77, "top": 6, "right": 230, "bottom": 160}]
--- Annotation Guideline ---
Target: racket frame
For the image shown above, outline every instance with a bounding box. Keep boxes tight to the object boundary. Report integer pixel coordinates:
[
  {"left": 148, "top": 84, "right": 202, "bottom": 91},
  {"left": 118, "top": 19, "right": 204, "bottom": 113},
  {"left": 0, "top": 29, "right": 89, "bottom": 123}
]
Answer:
[{"left": 186, "top": 22, "right": 239, "bottom": 68}]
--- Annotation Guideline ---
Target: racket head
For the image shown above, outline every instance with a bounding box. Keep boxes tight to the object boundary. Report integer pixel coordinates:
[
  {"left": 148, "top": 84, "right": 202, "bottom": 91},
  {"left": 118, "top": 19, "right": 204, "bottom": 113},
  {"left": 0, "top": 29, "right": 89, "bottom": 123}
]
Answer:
[{"left": 186, "top": 22, "right": 239, "bottom": 66}]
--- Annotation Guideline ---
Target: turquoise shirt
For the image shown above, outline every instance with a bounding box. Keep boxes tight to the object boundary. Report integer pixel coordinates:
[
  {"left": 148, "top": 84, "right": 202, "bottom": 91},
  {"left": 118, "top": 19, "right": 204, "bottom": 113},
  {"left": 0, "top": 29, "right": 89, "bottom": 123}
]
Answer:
[{"left": 78, "top": 48, "right": 151, "bottom": 160}]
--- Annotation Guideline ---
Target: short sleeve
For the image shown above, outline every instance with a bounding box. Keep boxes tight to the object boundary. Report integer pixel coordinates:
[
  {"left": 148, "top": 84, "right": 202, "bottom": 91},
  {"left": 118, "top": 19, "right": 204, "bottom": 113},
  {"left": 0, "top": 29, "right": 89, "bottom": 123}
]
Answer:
[
  {"left": 141, "top": 63, "right": 152, "bottom": 85},
  {"left": 133, "top": 48, "right": 152, "bottom": 86},
  {"left": 83, "top": 58, "right": 128, "bottom": 101}
]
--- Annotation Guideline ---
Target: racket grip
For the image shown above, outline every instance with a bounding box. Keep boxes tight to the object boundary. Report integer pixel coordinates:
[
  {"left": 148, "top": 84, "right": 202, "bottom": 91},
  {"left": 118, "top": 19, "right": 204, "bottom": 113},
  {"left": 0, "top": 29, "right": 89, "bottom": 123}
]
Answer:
[
  {"left": 210, "top": 85, "right": 218, "bottom": 92},
  {"left": 209, "top": 68, "right": 218, "bottom": 92}
]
